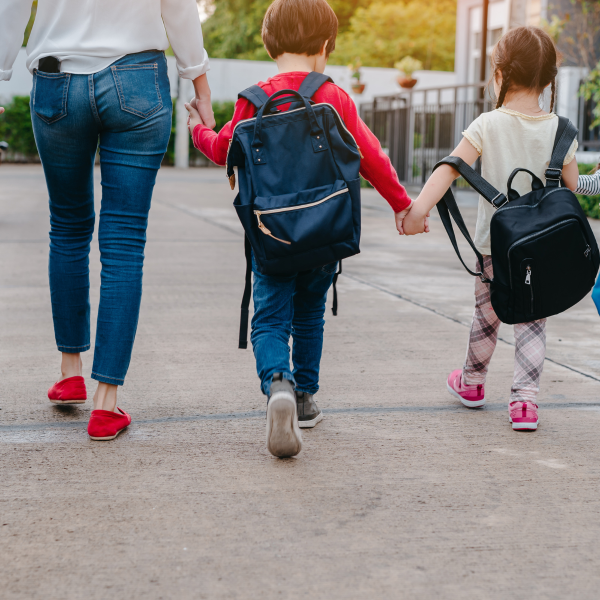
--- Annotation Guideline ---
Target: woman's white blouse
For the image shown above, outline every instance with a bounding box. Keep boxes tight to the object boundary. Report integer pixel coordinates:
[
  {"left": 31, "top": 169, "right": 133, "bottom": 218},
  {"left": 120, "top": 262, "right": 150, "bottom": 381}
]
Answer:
[{"left": 0, "top": 0, "right": 210, "bottom": 81}]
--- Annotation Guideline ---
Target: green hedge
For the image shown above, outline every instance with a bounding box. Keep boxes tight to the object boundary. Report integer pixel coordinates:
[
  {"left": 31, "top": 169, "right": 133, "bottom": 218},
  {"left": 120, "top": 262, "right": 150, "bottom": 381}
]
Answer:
[
  {"left": 0, "top": 96, "right": 38, "bottom": 160},
  {"left": 0, "top": 96, "right": 235, "bottom": 165},
  {"left": 577, "top": 163, "right": 600, "bottom": 220}
]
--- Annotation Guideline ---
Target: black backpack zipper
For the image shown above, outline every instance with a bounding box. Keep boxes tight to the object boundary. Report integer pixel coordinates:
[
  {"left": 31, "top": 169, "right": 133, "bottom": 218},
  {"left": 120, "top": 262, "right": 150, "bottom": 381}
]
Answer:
[{"left": 507, "top": 218, "right": 589, "bottom": 287}]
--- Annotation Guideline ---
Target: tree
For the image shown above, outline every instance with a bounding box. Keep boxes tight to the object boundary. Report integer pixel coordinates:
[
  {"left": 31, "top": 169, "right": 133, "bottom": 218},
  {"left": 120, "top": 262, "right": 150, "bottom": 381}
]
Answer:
[
  {"left": 330, "top": 0, "right": 456, "bottom": 71},
  {"left": 23, "top": 1, "right": 37, "bottom": 46},
  {"left": 189, "top": 0, "right": 457, "bottom": 70},
  {"left": 548, "top": 0, "right": 600, "bottom": 69}
]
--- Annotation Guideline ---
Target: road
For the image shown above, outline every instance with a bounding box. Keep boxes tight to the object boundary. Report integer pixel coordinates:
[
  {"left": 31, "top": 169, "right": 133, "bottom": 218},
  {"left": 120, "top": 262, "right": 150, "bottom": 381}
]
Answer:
[{"left": 1, "top": 165, "right": 599, "bottom": 599}]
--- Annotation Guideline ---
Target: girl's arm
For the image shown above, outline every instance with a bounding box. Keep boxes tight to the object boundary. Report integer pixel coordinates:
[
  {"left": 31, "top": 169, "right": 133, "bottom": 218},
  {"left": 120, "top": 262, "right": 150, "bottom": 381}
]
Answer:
[
  {"left": 561, "top": 158, "right": 579, "bottom": 191},
  {"left": 403, "top": 138, "right": 480, "bottom": 235},
  {"left": 574, "top": 169, "right": 600, "bottom": 196}
]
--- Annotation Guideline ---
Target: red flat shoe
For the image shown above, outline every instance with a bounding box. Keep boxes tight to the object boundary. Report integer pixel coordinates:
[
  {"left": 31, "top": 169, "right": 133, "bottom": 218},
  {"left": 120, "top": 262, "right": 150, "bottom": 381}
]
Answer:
[
  {"left": 88, "top": 408, "right": 131, "bottom": 441},
  {"left": 48, "top": 376, "right": 87, "bottom": 405}
]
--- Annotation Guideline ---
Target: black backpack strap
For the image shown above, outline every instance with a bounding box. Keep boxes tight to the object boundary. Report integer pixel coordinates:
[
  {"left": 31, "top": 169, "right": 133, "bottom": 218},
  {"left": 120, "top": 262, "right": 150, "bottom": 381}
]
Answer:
[
  {"left": 545, "top": 116, "right": 578, "bottom": 187},
  {"left": 297, "top": 72, "right": 333, "bottom": 99},
  {"left": 432, "top": 156, "right": 504, "bottom": 282},
  {"left": 238, "top": 85, "right": 270, "bottom": 109},
  {"left": 435, "top": 156, "right": 507, "bottom": 208},
  {"left": 239, "top": 236, "right": 253, "bottom": 349},
  {"left": 331, "top": 261, "right": 342, "bottom": 316}
]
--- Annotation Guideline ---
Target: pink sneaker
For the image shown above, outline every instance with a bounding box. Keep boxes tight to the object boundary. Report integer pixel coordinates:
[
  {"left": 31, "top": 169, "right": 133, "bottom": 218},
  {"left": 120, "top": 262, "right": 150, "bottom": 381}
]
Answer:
[
  {"left": 509, "top": 401, "right": 539, "bottom": 431},
  {"left": 446, "top": 369, "right": 486, "bottom": 408}
]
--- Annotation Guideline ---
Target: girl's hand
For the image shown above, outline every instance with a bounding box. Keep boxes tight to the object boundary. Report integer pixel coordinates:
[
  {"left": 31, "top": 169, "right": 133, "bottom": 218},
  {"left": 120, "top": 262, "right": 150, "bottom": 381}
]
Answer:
[
  {"left": 185, "top": 100, "right": 204, "bottom": 135},
  {"left": 402, "top": 207, "right": 430, "bottom": 235}
]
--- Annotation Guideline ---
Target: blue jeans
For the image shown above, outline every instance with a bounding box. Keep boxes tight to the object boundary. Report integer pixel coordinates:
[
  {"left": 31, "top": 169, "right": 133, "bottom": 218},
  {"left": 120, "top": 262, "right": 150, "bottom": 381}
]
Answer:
[
  {"left": 31, "top": 51, "right": 172, "bottom": 385},
  {"left": 251, "top": 255, "right": 337, "bottom": 397}
]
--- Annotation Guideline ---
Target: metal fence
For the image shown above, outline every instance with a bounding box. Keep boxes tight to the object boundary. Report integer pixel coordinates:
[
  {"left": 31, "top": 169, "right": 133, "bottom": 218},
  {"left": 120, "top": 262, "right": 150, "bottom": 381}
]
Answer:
[{"left": 360, "top": 83, "right": 492, "bottom": 185}]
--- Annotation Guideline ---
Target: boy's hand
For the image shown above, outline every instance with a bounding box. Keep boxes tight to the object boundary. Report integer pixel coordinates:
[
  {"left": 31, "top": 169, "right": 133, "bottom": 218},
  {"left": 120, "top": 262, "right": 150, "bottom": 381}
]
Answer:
[
  {"left": 185, "top": 99, "right": 204, "bottom": 135},
  {"left": 402, "top": 206, "right": 430, "bottom": 236},
  {"left": 394, "top": 201, "right": 413, "bottom": 235}
]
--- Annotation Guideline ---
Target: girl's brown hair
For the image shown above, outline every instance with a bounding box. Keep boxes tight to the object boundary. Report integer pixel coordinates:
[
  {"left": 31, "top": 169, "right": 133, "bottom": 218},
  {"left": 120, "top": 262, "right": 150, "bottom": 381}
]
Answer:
[{"left": 491, "top": 26, "right": 562, "bottom": 112}]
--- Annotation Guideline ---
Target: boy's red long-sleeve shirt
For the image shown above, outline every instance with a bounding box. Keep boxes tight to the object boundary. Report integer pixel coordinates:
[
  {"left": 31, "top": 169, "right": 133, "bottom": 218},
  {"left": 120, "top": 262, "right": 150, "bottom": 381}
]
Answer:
[{"left": 192, "top": 71, "right": 411, "bottom": 213}]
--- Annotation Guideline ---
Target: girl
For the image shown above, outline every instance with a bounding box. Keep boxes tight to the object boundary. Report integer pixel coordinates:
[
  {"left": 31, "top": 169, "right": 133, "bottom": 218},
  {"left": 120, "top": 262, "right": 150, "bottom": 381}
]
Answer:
[{"left": 402, "top": 26, "right": 579, "bottom": 431}]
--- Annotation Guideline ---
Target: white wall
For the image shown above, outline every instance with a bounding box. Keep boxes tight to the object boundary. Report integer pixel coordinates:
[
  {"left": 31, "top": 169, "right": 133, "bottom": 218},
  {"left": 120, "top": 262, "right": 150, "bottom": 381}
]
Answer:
[{"left": 1, "top": 48, "right": 456, "bottom": 106}]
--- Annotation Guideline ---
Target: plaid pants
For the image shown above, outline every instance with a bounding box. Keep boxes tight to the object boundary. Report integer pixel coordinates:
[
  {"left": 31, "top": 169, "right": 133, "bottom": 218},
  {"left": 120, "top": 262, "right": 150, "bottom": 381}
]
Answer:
[{"left": 462, "top": 256, "right": 546, "bottom": 403}]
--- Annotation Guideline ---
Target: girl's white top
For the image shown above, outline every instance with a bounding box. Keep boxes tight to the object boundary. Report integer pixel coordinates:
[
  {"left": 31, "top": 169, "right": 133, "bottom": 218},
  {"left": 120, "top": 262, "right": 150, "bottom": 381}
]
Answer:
[
  {"left": 463, "top": 107, "right": 578, "bottom": 255},
  {"left": 0, "top": 0, "right": 209, "bottom": 81}
]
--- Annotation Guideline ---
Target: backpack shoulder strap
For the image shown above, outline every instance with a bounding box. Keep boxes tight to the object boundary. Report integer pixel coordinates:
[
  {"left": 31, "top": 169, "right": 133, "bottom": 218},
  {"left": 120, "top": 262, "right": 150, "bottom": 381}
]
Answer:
[
  {"left": 546, "top": 116, "right": 578, "bottom": 187},
  {"left": 238, "top": 85, "right": 270, "bottom": 109},
  {"left": 297, "top": 71, "right": 333, "bottom": 99},
  {"left": 432, "top": 156, "right": 506, "bottom": 282},
  {"left": 238, "top": 235, "right": 253, "bottom": 349},
  {"left": 435, "top": 156, "right": 507, "bottom": 208}
]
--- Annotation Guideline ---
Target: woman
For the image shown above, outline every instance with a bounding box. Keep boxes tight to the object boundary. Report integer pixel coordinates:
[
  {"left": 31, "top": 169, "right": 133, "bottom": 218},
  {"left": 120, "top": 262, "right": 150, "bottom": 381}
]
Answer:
[{"left": 0, "top": 0, "right": 215, "bottom": 440}]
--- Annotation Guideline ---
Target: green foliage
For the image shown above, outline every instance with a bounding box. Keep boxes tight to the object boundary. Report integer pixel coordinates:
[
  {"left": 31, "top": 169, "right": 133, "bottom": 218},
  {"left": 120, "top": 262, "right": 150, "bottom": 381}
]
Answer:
[
  {"left": 0, "top": 96, "right": 38, "bottom": 159},
  {"left": 576, "top": 163, "right": 600, "bottom": 219},
  {"left": 580, "top": 61, "right": 600, "bottom": 129},
  {"left": 330, "top": 0, "right": 455, "bottom": 70},
  {"left": 394, "top": 56, "right": 423, "bottom": 78},
  {"left": 203, "top": 0, "right": 272, "bottom": 61},
  {"left": 203, "top": 0, "right": 455, "bottom": 70}
]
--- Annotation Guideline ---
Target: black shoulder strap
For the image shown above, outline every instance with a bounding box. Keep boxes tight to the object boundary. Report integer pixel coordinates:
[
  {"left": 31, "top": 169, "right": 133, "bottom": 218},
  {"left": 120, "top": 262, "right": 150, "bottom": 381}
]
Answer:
[
  {"left": 545, "top": 116, "right": 578, "bottom": 187},
  {"left": 434, "top": 156, "right": 507, "bottom": 208},
  {"left": 331, "top": 261, "right": 342, "bottom": 316},
  {"left": 239, "top": 236, "right": 253, "bottom": 349},
  {"left": 297, "top": 72, "right": 333, "bottom": 99},
  {"left": 432, "top": 156, "right": 506, "bottom": 282},
  {"left": 238, "top": 85, "right": 270, "bottom": 109}
]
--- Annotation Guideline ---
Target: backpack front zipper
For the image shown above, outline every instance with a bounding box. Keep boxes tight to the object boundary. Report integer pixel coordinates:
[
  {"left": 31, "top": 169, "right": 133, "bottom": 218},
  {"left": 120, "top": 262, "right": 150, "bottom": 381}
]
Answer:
[
  {"left": 254, "top": 187, "right": 349, "bottom": 245},
  {"left": 525, "top": 265, "right": 534, "bottom": 313}
]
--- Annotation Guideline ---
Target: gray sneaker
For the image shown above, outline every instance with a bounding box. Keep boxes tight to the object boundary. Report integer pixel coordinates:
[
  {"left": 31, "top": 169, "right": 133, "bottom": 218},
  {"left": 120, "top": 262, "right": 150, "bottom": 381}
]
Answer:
[
  {"left": 266, "top": 374, "right": 302, "bottom": 458},
  {"left": 296, "top": 391, "right": 323, "bottom": 428}
]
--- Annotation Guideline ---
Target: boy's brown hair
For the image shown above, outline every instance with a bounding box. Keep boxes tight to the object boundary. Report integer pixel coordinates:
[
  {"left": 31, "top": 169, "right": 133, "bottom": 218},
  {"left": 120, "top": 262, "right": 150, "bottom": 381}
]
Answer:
[
  {"left": 262, "top": 0, "right": 338, "bottom": 59},
  {"left": 491, "top": 26, "right": 561, "bottom": 113}
]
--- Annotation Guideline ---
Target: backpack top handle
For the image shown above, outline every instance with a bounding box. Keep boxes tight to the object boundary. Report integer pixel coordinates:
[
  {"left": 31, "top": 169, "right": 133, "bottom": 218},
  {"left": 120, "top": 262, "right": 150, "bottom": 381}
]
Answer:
[
  {"left": 250, "top": 89, "right": 327, "bottom": 164},
  {"left": 506, "top": 168, "right": 544, "bottom": 202}
]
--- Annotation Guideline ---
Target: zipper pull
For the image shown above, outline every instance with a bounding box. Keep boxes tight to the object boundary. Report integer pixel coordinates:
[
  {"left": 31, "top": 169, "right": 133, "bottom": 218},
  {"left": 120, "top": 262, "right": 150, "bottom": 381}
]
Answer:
[
  {"left": 255, "top": 212, "right": 291, "bottom": 245},
  {"left": 525, "top": 266, "right": 531, "bottom": 285},
  {"left": 585, "top": 245, "right": 591, "bottom": 258}
]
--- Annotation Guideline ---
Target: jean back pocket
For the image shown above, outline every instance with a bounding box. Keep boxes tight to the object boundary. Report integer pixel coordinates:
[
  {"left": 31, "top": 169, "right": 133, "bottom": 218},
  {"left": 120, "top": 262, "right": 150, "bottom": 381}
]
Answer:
[
  {"left": 111, "top": 64, "right": 163, "bottom": 118},
  {"left": 33, "top": 71, "right": 70, "bottom": 124}
]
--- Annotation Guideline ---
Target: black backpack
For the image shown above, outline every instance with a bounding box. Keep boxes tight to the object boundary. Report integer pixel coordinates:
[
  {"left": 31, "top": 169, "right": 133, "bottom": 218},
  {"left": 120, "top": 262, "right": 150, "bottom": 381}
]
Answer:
[{"left": 435, "top": 116, "right": 600, "bottom": 325}]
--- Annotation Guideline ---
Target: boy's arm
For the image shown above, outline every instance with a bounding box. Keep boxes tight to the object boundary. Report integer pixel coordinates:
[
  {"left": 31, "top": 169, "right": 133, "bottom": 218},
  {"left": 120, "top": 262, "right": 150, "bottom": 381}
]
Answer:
[
  {"left": 403, "top": 138, "right": 480, "bottom": 235},
  {"left": 336, "top": 90, "right": 411, "bottom": 213},
  {"left": 187, "top": 98, "right": 255, "bottom": 166}
]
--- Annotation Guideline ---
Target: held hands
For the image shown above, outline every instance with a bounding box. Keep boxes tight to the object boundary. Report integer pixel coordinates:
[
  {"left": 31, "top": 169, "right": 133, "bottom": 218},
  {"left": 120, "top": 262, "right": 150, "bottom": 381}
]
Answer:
[
  {"left": 395, "top": 200, "right": 430, "bottom": 235},
  {"left": 184, "top": 97, "right": 205, "bottom": 135}
]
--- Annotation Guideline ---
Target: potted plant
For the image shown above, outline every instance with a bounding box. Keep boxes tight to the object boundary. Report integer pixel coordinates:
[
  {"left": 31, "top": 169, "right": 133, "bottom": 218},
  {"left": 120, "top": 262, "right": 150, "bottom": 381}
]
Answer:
[
  {"left": 348, "top": 58, "right": 366, "bottom": 94},
  {"left": 395, "top": 56, "right": 422, "bottom": 89}
]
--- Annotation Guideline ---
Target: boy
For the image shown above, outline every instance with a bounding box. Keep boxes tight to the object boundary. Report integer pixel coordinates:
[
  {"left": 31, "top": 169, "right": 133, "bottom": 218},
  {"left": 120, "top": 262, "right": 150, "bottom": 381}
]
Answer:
[{"left": 186, "top": 0, "right": 416, "bottom": 458}]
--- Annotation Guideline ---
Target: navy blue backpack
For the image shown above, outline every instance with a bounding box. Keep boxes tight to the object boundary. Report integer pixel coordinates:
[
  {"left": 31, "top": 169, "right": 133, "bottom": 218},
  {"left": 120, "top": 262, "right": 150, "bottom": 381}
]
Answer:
[{"left": 226, "top": 72, "right": 362, "bottom": 348}]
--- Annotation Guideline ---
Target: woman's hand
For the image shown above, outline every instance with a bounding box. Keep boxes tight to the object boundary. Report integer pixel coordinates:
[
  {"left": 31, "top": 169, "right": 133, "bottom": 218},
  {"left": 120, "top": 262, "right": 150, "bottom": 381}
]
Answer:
[{"left": 192, "top": 73, "right": 216, "bottom": 130}]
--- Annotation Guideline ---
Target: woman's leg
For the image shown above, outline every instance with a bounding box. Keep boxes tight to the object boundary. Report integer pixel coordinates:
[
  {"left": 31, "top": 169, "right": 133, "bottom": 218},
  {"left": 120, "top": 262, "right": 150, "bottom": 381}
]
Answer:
[
  {"left": 462, "top": 256, "right": 502, "bottom": 386},
  {"left": 88, "top": 52, "right": 172, "bottom": 393},
  {"left": 291, "top": 264, "right": 337, "bottom": 395},
  {"left": 30, "top": 72, "right": 98, "bottom": 374}
]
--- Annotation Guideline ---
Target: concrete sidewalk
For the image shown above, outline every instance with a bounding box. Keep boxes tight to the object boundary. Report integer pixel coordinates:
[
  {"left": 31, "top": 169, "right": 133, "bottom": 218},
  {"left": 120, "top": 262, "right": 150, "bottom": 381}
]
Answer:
[{"left": 1, "top": 165, "right": 600, "bottom": 599}]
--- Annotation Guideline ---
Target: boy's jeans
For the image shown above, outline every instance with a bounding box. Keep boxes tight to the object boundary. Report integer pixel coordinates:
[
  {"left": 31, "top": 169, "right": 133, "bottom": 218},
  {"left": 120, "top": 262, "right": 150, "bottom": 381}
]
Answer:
[
  {"left": 251, "top": 254, "right": 338, "bottom": 397},
  {"left": 30, "top": 51, "right": 172, "bottom": 385}
]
